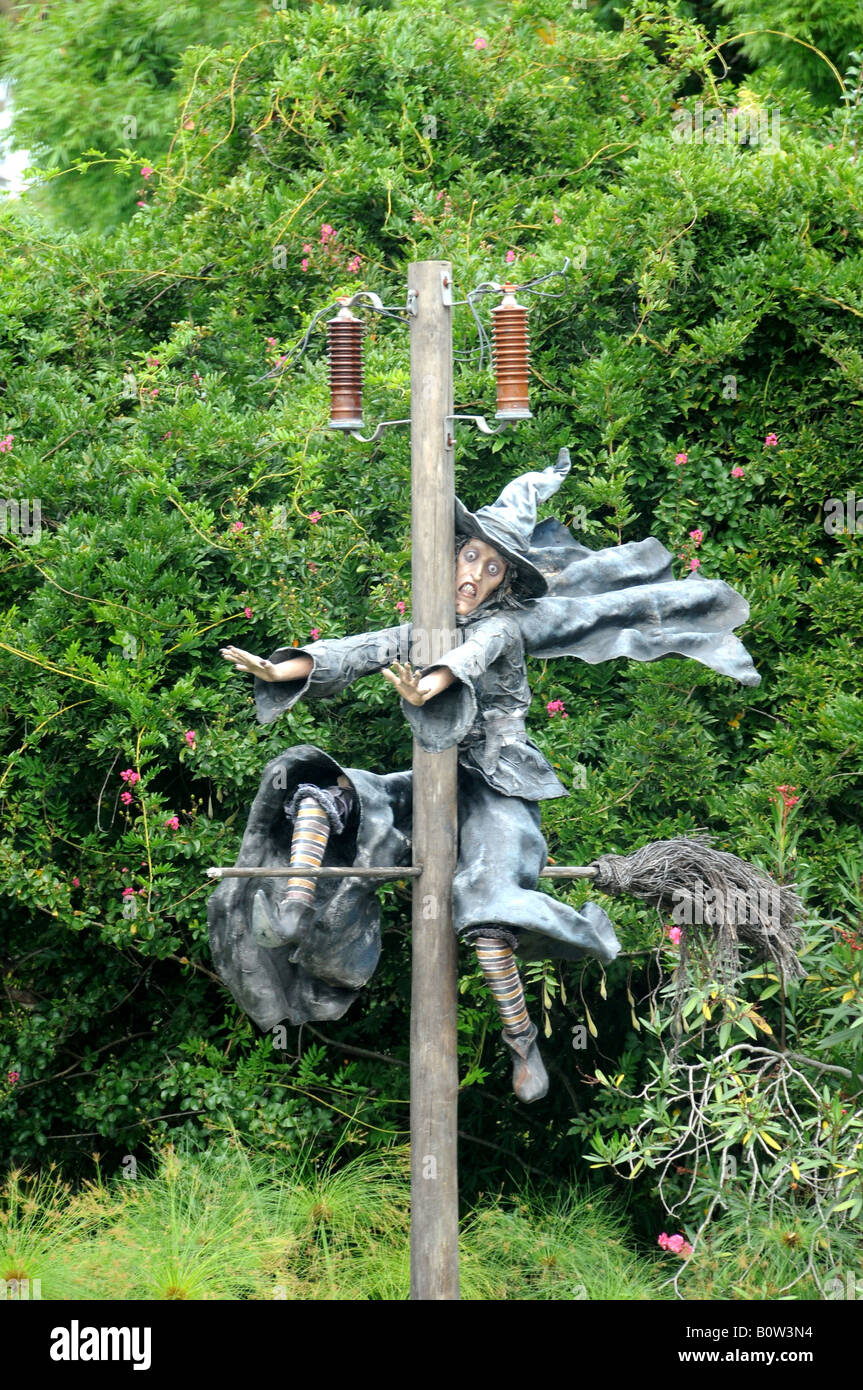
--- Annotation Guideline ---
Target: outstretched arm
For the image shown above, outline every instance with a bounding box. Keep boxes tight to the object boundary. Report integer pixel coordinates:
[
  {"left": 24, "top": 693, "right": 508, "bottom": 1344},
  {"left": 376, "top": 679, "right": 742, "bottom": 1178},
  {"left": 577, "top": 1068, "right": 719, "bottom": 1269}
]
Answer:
[
  {"left": 384, "top": 615, "right": 523, "bottom": 752},
  {"left": 221, "top": 623, "right": 413, "bottom": 725},
  {"left": 220, "top": 645, "right": 313, "bottom": 683},
  {"left": 380, "top": 660, "right": 456, "bottom": 705}
]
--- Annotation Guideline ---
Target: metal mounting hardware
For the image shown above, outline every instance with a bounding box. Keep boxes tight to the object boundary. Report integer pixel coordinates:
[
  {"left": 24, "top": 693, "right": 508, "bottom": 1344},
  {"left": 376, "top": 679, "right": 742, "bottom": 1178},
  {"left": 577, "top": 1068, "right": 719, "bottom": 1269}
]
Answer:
[
  {"left": 440, "top": 270, "right": 453, "bottom": 306},
  {"left": 443, "top": 414, "right": 517, "bottom": 450},
  {"left": 348, "top": 417, "right": 411, "bottom": 444},
  {"left": 406, "top": 289, "right": 419, "bottom": 317},
  {"left": 341, "top": 290, "right": 385, "bottom": 311}
]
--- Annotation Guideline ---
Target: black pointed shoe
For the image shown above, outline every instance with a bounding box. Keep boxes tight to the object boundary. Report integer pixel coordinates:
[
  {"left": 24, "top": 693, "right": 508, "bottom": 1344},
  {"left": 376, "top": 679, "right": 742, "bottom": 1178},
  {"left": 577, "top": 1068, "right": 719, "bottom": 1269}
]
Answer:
[
  {"left": 251, "top": 890, "right": 313, "bottom": 949},
  {"left": 501, "top": 1023, "right": 549, "bottom": 1103}
]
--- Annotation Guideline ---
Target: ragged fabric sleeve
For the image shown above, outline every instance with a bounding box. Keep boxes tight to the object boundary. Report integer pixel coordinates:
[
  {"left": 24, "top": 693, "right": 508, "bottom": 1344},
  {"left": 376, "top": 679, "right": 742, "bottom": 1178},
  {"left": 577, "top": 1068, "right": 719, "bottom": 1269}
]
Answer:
[
  {"left": 400, "top": 613, "right": 522, "bottom": 752},
  {"left": 253, "top": 623, "right": 412, "bottom": 725}
]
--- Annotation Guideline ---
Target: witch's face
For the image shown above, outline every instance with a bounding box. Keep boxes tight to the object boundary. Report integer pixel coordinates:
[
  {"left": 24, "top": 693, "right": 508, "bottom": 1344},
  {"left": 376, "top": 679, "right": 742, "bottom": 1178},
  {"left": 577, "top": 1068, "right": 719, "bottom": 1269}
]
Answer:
[{"left": 455, "top": 537, "right": 508, "bottom": 615}]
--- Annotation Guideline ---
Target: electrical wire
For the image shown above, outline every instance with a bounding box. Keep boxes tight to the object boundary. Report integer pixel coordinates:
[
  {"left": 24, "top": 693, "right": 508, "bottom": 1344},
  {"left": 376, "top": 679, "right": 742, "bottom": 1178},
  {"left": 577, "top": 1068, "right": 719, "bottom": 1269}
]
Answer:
[{"left": 253, "top": 260, "right": 569, "bottom": 383}]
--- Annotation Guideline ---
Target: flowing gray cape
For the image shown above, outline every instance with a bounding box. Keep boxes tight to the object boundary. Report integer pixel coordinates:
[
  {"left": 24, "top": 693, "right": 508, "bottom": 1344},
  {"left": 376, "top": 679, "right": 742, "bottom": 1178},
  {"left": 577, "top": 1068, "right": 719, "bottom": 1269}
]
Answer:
[{"left": 518, "top": 515, "right": 760, "bottom": 685}]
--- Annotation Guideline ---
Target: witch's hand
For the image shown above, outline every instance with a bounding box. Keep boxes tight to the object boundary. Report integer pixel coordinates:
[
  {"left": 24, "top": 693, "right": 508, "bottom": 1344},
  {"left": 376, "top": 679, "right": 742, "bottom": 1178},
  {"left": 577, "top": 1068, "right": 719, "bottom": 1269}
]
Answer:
[
  {"left": 220, "top": 645, "right": 275, "bottom": 681},
  {"left": 381, "top": 660, "right": 432, "bottom": 706}
]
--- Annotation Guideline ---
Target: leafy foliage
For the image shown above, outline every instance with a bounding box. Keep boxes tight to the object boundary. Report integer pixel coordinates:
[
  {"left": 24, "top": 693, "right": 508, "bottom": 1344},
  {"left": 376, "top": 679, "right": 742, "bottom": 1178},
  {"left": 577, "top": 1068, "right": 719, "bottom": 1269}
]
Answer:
[{"left": 0, "top": 0, "right": 861, "bottom": 1265}]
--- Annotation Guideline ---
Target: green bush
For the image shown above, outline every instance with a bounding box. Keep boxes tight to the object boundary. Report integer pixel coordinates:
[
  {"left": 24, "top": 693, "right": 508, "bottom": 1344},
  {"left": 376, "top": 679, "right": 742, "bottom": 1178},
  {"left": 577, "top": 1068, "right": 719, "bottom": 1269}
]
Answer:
[{"left": 1, "top": 0, "right": 861, "bottom": 1266}]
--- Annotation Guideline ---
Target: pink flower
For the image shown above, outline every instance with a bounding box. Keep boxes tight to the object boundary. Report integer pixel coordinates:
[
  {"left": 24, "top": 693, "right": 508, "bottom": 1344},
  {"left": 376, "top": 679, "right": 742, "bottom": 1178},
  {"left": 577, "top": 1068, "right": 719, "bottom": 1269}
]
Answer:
[
  {"left": 120, "top": 791, "right": 133, "bottom": 805},
  {"left": 665, "top": 925, "right": 682, "bottom": 946},
  {"left": 72, "top": 877, "right": 80, "bottom": 887},
  {"left": 764, "top": 433, "right": 778, "bottom": 446},
  {"left": 231, "top": 521, "right": 244, "bottom": 532},
  {"left": 120, "top": 769, "right": 140, "bottom": 784},
  {"left": 303, "top": 243, "right": 313, "bottom": 254},
  {"left": 320, "top": 223, "right": 335, "bottom": 243},
  {"left": 347, "top": 255, "right": 361, "bottom": 274},
  {"left": 659, "top": 1231, "right": 690, "bottom": 1256},
  {"left": 776, "top": 784, "right": 799, "bottom": 810},
  {"left": 505, "top": 249, "right": 516, "bottom": 264},
  {"left": 689, "top": 556, "right": 701, "bottom": 570},
  {"left": 731, "top": 465, "right": 745, "bottom": 478},
  {"left": 150, "top": 388, "right": 159, "bottom": 398},
  {"left": 473, "top": 36, "right": 487, "bottom": 49},
  {"left": 266, "top": 337, "right": 277, "bottom": 348},
  {"left": 122, "top": 887, "right": 135, "bottom": 898},
  {"left": 553, "top": 211, "right": 562, "bottom": 225},
  {"left": 7, "top": 1071, "right": 19, "bottom": 1085},
  {"left": 185, "top": 730, "right": 197, "bottom": 746},
  {"left": 164, "top": 816, "right": 179, "bottom": 830},
  {"left": 137, "top": 201, "right": 147, "bottom": 208},
  {"left": 689, "top": 529, "right": 704, "bottom": 545},
  {"left": 300, "top": 258, "right": 309, "bottom": 272},
  {"left": 147, "top": 356, "right": 160, "bottom": 368},
  {"left": 310, "top": 628, "right": 321, "bottom": 640},
  {"left": 308, "top": 510, "right": 322, "bottom": 523},
  {"left": 546, "top": 698, "right": 568, "bottom": 717},
  {"left": 141, "top": 166, "right": 153, "bottom": 179},
  {"left": 0, "top": 434, "right": 13, "bottom": 452},
  {"left": 396, "top": 600, "right": 406, "bottom": 614},
  {"left": 244, "top": 606, "right": 253, "bottom": 618},
  {"left": 675, "top": 452, "right": 688, "bottom": 466},
  {"left": 138, "top": 887, "right": 146, "bottom": 895}
]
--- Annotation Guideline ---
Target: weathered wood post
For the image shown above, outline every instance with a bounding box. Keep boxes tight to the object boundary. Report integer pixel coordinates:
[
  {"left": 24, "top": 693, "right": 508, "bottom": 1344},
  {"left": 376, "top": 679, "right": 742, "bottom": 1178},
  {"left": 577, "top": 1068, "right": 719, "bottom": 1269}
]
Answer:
[{"left": 408, "top": 259, "right": 460, "bottom": 1300}]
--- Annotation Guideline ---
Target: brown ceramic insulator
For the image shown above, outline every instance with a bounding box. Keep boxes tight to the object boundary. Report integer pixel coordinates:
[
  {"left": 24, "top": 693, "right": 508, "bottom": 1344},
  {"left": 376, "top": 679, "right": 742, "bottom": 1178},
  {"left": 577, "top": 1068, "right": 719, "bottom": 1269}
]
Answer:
[
  {"left": 327, "top": 301, "right": 365, "bottom": 429},
  {"left": 492, "top": 285, "right": 532, "bottom": 420}
]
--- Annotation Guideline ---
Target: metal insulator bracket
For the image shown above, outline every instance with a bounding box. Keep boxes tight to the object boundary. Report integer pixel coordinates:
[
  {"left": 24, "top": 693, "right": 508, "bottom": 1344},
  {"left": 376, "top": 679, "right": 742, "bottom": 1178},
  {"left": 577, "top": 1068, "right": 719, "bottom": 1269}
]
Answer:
[
  {"left": 444, "top": 414, "right": 517, "bottom": 450},
  {"left": 340, "top": 290, "right": 386, "bottom": 311},
  {"left": 348, "top": 417, "right": 411, "bottom": 443}
]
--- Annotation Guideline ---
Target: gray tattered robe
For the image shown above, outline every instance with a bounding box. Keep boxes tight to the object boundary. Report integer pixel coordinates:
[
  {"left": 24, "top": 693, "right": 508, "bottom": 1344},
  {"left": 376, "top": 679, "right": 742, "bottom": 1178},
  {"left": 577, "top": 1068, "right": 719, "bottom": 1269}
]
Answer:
[{"left": 208, "top": 517, "right": 761, "bottom": 1029}]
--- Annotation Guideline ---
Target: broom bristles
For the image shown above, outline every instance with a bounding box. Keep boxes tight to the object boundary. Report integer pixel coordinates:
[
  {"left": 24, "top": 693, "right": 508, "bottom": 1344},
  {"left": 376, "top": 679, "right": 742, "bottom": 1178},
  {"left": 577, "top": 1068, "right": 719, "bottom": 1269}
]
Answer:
[{"left": 590, "top": 834, "right": 806, "bottom": 982}]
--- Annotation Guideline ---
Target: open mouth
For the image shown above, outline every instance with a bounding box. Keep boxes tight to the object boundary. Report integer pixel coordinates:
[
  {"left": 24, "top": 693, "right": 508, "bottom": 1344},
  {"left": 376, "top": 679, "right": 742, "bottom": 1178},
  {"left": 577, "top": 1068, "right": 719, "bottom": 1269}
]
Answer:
[{"left": 458, "top": 582, "right": 478, "bottom": 599}]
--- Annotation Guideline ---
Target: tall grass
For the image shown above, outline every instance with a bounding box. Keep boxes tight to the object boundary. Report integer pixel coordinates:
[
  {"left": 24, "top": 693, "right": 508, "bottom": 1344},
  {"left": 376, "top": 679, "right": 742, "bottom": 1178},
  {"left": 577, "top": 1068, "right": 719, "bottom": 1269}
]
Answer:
[
  {"left": 0, "top": 1142, "right": 665, "bottom": 1300},
  {"left": 2, "top": 1141, "right": 842, "bottom": 1300}
]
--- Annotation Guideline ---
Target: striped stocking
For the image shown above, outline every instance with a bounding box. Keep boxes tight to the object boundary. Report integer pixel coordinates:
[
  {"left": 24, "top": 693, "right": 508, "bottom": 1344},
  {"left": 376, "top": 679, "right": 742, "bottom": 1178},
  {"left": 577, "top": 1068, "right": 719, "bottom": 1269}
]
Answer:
[
  {"left": 281, "top": 796, "right": 332, "bottom": 910},
  {"left": 474, "top": 936, "right": 532, "bottom": 1039}
]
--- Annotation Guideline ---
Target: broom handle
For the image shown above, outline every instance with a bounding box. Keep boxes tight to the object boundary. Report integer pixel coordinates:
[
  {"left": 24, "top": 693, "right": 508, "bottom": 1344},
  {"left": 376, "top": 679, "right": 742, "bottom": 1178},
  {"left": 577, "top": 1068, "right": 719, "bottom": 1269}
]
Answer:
[
  {"left": 541, "top": 866, "right": 598, "bottom": 879},
  {"left": 206, "top": 864, "right": 599, "bottom": 880}
]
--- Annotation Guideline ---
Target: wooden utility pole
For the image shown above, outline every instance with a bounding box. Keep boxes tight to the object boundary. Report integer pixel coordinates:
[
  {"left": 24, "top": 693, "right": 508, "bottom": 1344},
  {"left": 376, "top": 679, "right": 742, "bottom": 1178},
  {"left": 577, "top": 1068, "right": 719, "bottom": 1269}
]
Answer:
[{"left": 408, "top": 260, "right": 460, "bottom": 1300}]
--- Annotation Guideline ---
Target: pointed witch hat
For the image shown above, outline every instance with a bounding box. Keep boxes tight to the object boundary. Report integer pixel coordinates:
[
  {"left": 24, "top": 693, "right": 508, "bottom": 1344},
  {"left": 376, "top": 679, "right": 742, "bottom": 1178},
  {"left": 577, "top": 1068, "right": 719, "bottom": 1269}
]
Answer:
[{"left": 454, "top": 447, "right": 571, "bottom": 598}]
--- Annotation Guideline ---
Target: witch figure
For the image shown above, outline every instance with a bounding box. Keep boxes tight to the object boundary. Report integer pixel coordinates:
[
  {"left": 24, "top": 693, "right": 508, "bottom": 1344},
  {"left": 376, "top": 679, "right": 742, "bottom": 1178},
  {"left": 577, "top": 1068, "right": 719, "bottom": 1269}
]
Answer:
[{"left": 210, "top": 449, "right": 762, "bottom": 1102}]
